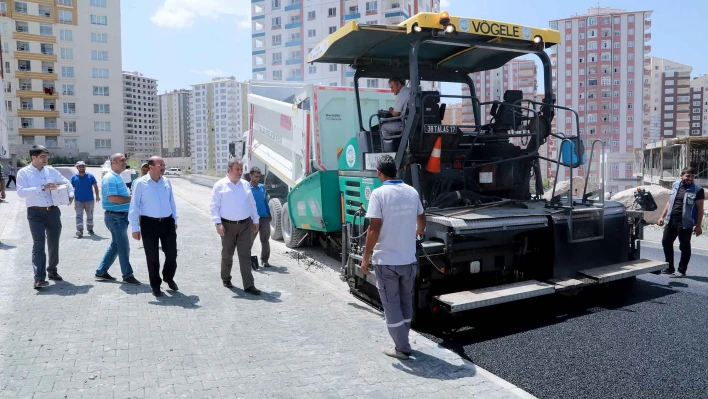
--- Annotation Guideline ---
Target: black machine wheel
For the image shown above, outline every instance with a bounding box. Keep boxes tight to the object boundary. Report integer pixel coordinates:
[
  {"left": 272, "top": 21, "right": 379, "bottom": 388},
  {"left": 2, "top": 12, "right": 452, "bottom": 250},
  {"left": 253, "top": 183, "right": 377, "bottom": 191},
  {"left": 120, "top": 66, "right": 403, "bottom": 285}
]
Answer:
[
  {"left": 268, "top": 198, "right": 284, "bottom": 240},
  {"left": 282, "top": 202, "right": 308, "bottom": 248}
]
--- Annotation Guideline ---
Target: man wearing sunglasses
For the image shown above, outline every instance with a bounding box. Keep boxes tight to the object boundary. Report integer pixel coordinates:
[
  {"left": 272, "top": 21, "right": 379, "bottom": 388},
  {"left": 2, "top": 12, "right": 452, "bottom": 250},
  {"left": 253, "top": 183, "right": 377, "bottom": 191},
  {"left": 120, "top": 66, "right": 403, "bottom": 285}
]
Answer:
[{"left": 658, "top": 167, "right": 704, "bottom": 278}]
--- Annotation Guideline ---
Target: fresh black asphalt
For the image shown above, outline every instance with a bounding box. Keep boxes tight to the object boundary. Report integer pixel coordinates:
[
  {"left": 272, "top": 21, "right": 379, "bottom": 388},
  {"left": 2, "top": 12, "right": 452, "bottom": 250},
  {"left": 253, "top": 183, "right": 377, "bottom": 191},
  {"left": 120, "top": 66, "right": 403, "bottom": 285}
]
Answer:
[{"left": 420, "top": 246, "right": 708, "bottom": 399}]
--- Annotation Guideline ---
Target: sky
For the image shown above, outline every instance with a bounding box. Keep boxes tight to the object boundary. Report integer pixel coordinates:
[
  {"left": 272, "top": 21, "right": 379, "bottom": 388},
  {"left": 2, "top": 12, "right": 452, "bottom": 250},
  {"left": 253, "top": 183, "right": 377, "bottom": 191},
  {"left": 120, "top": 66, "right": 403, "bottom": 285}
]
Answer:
[{"left": 123, "top": 0, "right": 708, "bottom": 94}]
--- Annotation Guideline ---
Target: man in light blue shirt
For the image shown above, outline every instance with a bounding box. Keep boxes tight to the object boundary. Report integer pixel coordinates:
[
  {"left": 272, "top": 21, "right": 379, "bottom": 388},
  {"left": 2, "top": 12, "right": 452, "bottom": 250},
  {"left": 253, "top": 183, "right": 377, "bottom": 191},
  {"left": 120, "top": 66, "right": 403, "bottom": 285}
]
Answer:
[
  {"left": 249, "top": 166, "right": 272, "bottom": 268},
  {"left": 96, "top": 153, "right": 141, "bottom": 285},
  {"left": 129, "top": 156, "right": 178, "bottom": 297}
]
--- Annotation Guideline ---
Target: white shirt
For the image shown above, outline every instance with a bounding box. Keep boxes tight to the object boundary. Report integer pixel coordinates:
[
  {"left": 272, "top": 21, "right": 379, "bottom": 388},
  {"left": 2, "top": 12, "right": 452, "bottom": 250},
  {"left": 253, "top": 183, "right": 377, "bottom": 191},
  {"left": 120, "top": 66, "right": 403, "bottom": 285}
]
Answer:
[
  {"left": 210, "top": 177, "right": 260, "bottom": 225},
  {"left": 120, "top": 169, "right": 136, "bottom": 183},
  {"left": 16, "top": 164, "right": 75, "bottom": 208},
  {"left": 365, "top": 181, "right": 423, "bottom": 265},
  {"left": 393, "top": 86, "right": 411, "bottom": 115}
]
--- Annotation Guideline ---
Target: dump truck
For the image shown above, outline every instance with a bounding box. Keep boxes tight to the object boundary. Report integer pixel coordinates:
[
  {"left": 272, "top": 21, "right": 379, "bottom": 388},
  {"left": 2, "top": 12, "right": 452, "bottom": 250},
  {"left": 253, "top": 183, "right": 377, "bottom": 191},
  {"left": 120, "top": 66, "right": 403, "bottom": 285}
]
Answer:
[{"left": 245, "top": 12, "right": 665, "bottom": 326}]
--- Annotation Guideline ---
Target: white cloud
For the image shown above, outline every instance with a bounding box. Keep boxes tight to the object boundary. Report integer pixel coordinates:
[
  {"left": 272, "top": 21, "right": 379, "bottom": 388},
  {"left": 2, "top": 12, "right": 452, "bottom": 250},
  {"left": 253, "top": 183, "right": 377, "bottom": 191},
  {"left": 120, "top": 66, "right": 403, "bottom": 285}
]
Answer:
[
  {"left": 151, "top": 0, "right": 251, "bottom": 29},
  {"left": 190, "top": 69, "right": 226, "bottom": 77},
  {"left": 440, "top": 0, "right": 451, "bottom": 8}
]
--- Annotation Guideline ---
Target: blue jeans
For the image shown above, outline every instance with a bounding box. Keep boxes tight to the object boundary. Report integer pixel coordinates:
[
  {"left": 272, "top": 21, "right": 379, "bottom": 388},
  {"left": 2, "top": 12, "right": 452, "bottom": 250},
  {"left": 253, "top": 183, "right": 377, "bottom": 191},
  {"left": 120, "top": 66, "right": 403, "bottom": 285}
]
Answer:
[{"left": 96, "top": 211, "right": 134, "bottom": 278}]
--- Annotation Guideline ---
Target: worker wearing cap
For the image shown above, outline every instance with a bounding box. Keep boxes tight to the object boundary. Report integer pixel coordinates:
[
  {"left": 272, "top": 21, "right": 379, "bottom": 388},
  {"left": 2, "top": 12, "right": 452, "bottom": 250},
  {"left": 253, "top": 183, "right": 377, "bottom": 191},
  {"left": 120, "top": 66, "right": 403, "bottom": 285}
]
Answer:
[
  {"left": 70, "top": 161, "right": 99, "bottom": 238},
  {"left": 140, "top": 163, "right": 149, "bottom": 177},
  {"left": 362, "top": 154, "right": 426, "bottom": 360}
]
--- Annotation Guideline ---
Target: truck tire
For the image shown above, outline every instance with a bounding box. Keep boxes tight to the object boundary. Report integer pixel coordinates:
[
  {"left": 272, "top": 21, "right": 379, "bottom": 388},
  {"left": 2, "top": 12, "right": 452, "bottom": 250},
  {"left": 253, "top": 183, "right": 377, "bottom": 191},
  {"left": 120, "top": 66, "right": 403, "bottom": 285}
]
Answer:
[
  {"left": 282, "top": 202, "right": 307, "bottom": 248},
  {"left": 268, "top": 198, "right": 284, "bottom": 240}
]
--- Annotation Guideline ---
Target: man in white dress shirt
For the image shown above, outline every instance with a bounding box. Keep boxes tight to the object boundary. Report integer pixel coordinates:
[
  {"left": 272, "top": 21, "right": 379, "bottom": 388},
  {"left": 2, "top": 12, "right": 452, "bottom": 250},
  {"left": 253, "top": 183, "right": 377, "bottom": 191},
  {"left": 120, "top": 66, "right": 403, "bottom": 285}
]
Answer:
[
  {"left": 16, "top": 145, "right": 75, "bottom": 289},
  {"left": 210, "top": 158, "right": 261, "bottom": 294}
]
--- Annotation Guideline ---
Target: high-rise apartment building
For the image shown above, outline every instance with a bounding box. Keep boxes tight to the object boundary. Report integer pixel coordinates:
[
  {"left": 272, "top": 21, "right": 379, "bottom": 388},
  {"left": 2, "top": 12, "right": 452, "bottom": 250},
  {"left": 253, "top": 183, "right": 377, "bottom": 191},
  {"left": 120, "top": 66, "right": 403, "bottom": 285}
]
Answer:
[
  {"left": 0, "top": 67, "right": 8, "bottom": 163},
  {"left": 123, "top": 71, "right": 159, "bottom": 163},
  {"left": 461, "top": 59, "right": 538, "bottom": 126},
  {"left": 159, "top": 89, "right": 192, "bottom": 170},
  {"left": 690, "top": 75, "right": 708, "bottom": 137},
  {"left": 549, "top": 7, "right": 652, "bottom": 193},
  {"left": 190, "top": 77, "right": 247, "bottom": 174},
  {"left": 644, "top": 57, "right": 692, "bottom": 142},
  {"left": 1, "top": 0, "right": 123, "bottom": 163},
  {"left": 250, "top": 0, "right": 439, "bottom": 88}
]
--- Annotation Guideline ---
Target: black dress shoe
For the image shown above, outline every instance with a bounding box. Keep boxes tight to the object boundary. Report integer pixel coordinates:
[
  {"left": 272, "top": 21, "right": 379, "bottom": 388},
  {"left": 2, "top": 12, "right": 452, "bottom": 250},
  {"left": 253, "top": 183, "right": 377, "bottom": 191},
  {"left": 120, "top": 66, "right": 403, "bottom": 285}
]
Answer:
[
  {"left": 244, "top": 286, "right": 261, "bottom": 295},
  {"left": 48, "top": 273, "right": 63, "bottom": 281},
  {"left": 152, "top": 289, "right": 162, "bottom": 297},
  {"left": 223, "top": 281, "right": 234, "bottom": 288},
  {"left": 166, "top": 280, "right": 178, "bottom": 291}
]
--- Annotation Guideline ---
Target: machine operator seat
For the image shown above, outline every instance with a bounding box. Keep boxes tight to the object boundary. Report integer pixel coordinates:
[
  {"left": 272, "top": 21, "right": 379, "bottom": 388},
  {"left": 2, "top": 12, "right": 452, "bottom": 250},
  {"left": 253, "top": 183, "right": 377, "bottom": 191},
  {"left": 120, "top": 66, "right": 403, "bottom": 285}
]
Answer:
[{"left": 489, "top": 90, "right": 524, "bottom": 132}]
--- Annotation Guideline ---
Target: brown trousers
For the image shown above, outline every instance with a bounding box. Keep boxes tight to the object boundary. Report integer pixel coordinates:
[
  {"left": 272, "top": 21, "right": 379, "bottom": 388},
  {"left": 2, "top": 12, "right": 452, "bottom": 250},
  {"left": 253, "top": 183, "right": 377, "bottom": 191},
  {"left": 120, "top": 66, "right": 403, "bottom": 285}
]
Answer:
[
  {"left": 251, "top": 218, "right": 271, "bottom": 263},
  {"left": 220, "top": 219, "right": 254, "bottom": 289}
]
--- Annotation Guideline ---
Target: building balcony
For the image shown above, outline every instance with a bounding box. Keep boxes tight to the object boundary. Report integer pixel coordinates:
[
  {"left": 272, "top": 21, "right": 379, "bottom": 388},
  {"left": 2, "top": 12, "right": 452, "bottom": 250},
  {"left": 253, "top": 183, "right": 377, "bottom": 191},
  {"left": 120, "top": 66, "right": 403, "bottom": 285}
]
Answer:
[
  {"left": 344, "top": 12, "right": 361, "bottom": 21},
  {"left": 284, "top": 2, "right": 301, "bottom": 11},
  {"left": 285, "top": 40, "right": 302, "bottom": 47},
  {"left": 644, "top": 32, "right": 651, "bottom": 42},
  {"left": 644, "top": 45, "right": 651, "bottom": 54},
  {"left": 12, "top": 12, "right": 54, "bottom": 25},
  {"left": 13, "top": 51, "right": 57, "bottom": 62},
  {"left": 285, "top": 58, "right": 302, "bottom": 65},
  {"left": 13, "top": 31, "right": 56, "bottom": 44},
  {"left": 16, "top": 89, "right": 57, "bottom": 98},
  {"left": 645, "top": 19, "right": 651, "bottom": 29},
  {"left": 20, "top": 128, "right": 60, "bottom": 136},
  {"left": 18, "top": 109, "right": 59, "bottom": 118},
  {"left": 285, "top": 22, "right": 301, "bottom": 29},
  {"left": 384, "top": 11, "right": 408, "bottom": 19}
]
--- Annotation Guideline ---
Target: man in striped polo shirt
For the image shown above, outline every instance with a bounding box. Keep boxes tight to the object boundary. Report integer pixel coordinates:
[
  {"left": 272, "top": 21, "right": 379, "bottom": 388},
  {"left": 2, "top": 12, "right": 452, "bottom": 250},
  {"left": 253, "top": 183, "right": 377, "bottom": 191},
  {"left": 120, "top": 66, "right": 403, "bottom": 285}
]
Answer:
[{"left": 95, "top": 153, "right": 141, "bottom": 284}]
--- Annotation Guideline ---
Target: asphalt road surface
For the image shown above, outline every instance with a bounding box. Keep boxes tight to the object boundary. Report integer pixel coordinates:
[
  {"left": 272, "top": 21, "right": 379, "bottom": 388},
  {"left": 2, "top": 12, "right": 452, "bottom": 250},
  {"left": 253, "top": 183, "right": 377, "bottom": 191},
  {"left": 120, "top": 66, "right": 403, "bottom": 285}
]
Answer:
[{"left": 420, "top": 245, "right": 708, "bottom": 399}]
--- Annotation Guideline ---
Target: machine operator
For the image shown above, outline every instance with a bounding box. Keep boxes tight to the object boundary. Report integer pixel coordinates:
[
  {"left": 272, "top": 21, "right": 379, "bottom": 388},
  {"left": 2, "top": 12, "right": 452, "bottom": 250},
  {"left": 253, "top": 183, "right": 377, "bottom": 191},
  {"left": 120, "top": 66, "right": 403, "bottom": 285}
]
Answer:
[{"left": 380, "top": 77, "right": 411, "bottom": 137}]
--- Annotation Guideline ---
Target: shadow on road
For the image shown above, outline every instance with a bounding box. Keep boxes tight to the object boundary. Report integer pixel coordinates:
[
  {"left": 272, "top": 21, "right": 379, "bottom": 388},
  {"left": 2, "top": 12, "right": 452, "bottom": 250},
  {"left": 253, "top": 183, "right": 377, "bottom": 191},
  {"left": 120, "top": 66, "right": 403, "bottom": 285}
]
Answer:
[
  {"left": 423, "top": 279, "right": 678, "bottom": 347},
  {"left": 0, "top": 242, "right": 17, "bottom": 250},
  {"left": 37, "top": 280, "right": 93, "bottom": 296},
  {"left": 392, "top": 350, "right": 477, "bottom": 380},
  {"left": 686, "top": 276, "right": 708, "bottom": 284},
  {"left": 119, "top": 283, "right": 153, "bottom": 295},
  {"left": 348, "top": 302, "right": 382, "bottom": 318},
  {"left": 149, "top": 290, "right": 201, "bottom": 309},
  {"left": 85, "top": 234, "right": 108, "bottom": 242},
  {"left": 256, "top": 265, "right": 289, "bottom": 274},
  {"left": 230, "top": 286, "right": 283, "bottom": 303}
]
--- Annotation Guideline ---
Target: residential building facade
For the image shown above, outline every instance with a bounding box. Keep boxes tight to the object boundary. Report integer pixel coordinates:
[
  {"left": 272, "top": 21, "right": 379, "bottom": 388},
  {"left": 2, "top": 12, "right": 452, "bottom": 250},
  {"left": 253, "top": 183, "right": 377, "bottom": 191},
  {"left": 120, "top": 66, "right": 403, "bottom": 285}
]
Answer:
[
  {"left": 251, "top": 0, "right": 439, "bottom": 88},
  {"left": 690, "top": 75, "right": 708, "bottom": 137},
  {"left": 159, "top": 89, "right": 192, "bottom": 170},
  {"left": 190, "top": 77, "right": 247, "bottom": 174},
  {"left": 644, "top": 57, "right": 692, "bottom": 142},
  {"left": 549, "top": 7, "right": 653, "bottom": 193},
  {"left": 1, "top": 0, "right": 123, "bottom": 163},
  {"left": 123, "top": 71, "right": 158, "bottom": 163},
  {"left": 0, "top": 65, "right": 8, "bottom": 163}
]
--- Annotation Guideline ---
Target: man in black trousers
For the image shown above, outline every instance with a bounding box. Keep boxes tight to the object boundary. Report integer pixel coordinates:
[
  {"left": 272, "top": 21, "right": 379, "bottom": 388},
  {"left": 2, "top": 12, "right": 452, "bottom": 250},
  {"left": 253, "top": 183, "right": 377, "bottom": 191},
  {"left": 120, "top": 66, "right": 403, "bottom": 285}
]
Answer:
[{"left": 129, "top": 156, "right": 179, "bottom": 296}]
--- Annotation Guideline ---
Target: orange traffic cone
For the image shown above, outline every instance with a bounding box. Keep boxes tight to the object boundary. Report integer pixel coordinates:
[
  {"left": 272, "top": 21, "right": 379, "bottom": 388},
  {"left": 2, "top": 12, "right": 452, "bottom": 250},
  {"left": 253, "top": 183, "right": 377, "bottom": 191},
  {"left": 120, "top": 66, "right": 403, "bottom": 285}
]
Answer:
[{"left": 425, "top": 136, "right": 442, "bottom": 173}]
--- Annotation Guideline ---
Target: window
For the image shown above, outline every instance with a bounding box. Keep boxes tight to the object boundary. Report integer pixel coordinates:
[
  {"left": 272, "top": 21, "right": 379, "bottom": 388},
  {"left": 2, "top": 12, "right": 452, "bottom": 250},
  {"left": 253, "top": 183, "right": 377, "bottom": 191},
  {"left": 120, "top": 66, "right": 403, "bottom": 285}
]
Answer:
[
  {"left": 91, "top": 50, "right": 108, "bottom": 61},
  {"left": 272, "top": 16, "right": 281, "bottom": 28},
  {"left": 59, "top": 10, "right": 72, "bottom": 23},
  {"left": 588, "top": 17, "right": 596, "bottom": 25},
  {"left": 307, "top": 29, "right": 316, "bottom": 37},
  {"left": 90, "top": 14, "right": 107, "bottom": 25},
  {"left": 565, "top": 34, "right": 571, "bottom": 40},
  {"left": 365, "top": 1, "right": 377, "bottom": 12},
  {"left": 329, "top": 64, "right": 337, "bottom": 72},
  {"left": 61, "top": 66, "right": 74, "bottom": 78},
  {"left": 366, "top": 79, "right": 378, "bottom": 88},
  {"left": 664, "top": 121, "right": 674, "bottom": 128},
  {"left": 40, "top": 24, "right": 53, "bottom": 36},
  {"left": 328, "top": 7, "right": 336, "bottom": 16},
  {"left": 90, "top": 0, "right": 106, "bottom": 6},
  {"left": 628, "top": 15, "right": 635, "bottom": 22},
  {"left": 93, "top": 86, "right": 109, "bottom": 96},
  {"left": 272, "top": 34, "right": 281, "bottom": 46},
  {"left": 272, "top": 70, "right": 282, "bottom": 80},
  {"left": 628, "top": 66, "right": 634, "bottom": 73},
  {"left": 272, "top": 52, "right": 281, "bottom": 63},
  {"left": 94, "top": 122, "right": 111, "bottom": 131},
  {"left": 307, "top": 11, "right": 315, "bottom": 20},
  {"left": 94, "top": 104, "right": 110, "bottom": 114},
  {"left": 588, "top": 41, "right": 597, "bottom": 50},
  {"left": 95, "top": 139, "right": 111, "bottom": 149},
  {"left": 272, "top": 0, "right": 280, "bottom": 9},
  {"left": 59, "top": 0, "right": 73, "bottom": 5},
  {"left": 63, "top": 102, "right": 76, "bottom": 114},
  {"left": 92, "top": 68, "right": 109, "bottom": 78},
  {"left": 91, "top": 32, "right": 108, "bottom": 42},
  {"left": 628, "top": 41, "right": 634, "bottom": 47},
  {"left": 21, "top": 117, "right": 33, "bottom": 128},
  {"left": 14, "top": 1, "right": 27, "bottom": 14},
  {"left": 60, "top": 48, "right": 73, "bottom": 60},
  {"left": 60, "top": 29, "right": 73, "bottom": 41},
  {"left": 329, "top": 26, "right": 336, "bottom": 34},
  {"left": 5, "top": 100, "right": 11, "bottom": 112},
  {"left": 308, "top": 65, "right": 316, "bottom": 74},
  {"left": 614, "top": 42, "right": 620, "bottom": 49},
  {"left": 63, "top": 121, "right": 76, "bottom": 133},
  {"left": 62, "top": 84, "right": 74, "bottom": 96}
]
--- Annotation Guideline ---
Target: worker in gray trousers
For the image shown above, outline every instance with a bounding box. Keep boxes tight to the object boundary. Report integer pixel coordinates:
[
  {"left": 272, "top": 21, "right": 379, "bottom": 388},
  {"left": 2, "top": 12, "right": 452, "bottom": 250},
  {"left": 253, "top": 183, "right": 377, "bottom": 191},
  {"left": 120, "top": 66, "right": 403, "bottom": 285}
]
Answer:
[{"left": 362, "top": 155, "right": 426, "bottom": 360}]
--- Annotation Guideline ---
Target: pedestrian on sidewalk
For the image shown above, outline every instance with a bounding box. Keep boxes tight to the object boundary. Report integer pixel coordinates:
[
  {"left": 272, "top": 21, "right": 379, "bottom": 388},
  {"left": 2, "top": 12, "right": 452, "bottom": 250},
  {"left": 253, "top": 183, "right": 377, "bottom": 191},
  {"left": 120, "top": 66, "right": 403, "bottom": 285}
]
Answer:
[
  {"left": 658, "top": 166, "right": 704, "bottom": 278},
  {"left": 121, "top": 165, "right": 136, "bottom": 190},
  {"left": 0, "top": 163, "right": 5, "bottom": 201},
  {"left": 140, "top": 163, "right": 149, "bottom": 177},
  {"left": 96, "top": 153, "right": 141, "bottom": 285},
  {"left": 70, "top": 161, "right": 99, "bottom": 238},
  {"left": 210, "top": 158, "right": 261, "bottom": 295},
  {"left": 16, "top": 145, "right": 75, "bottom": 289},
  {"left": 248, "top": 166, "right": 272, "bottom": 268},
  {"left": 361, "top": 155, "right": 426, "bottom": 360},
  {"left": 5, "top": 163, "right": 16, "bottom": 188},
  {"left": 129, "top": 156, "right": 178, "bottom": 297}
]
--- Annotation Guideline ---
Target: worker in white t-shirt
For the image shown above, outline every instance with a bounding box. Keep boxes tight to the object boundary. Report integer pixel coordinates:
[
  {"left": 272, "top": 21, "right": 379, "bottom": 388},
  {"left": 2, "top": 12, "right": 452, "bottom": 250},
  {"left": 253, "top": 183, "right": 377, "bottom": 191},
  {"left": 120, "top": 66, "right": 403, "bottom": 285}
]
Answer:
[
  {"left": 362, "top": 154, "right": 426, "bottom": 361},
  {"left": 120, "top": 165, "right": 137, "bottom": 190}
]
